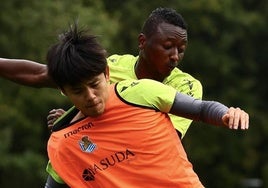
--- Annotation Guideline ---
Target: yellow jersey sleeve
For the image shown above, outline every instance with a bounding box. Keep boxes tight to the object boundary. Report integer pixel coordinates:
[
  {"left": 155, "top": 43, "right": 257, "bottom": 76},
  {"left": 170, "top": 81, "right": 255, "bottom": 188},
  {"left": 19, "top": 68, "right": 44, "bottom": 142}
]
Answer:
[{"left": 115, "top": 79, "right": 177, "bottom": 113}]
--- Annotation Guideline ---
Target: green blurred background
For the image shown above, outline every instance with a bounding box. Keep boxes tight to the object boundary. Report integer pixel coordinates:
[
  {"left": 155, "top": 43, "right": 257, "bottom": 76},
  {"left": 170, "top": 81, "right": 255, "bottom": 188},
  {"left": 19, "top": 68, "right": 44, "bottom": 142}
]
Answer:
[{"left": 0, "top": 0, "right": 267, "bottom": 187}]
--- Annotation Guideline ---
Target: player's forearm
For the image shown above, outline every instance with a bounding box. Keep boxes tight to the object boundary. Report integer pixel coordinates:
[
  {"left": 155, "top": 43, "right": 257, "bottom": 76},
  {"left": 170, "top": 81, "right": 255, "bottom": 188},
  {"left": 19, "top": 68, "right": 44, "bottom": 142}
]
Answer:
[
  {"left": 170, "top": 92, "right": 228, "bottom": 126},
  {"left": 0, "top": 58, "right": 57, "bottom": 88}
]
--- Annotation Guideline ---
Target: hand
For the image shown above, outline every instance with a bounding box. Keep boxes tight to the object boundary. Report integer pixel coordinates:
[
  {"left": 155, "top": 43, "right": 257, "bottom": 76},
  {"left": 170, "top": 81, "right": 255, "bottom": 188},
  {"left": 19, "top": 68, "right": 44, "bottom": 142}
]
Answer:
[
  {"left": 222, "top": 107, "right": 249, "bottom": 130},
  {"left": 47, "top": 108, "right": 66, "bottom": 131}
]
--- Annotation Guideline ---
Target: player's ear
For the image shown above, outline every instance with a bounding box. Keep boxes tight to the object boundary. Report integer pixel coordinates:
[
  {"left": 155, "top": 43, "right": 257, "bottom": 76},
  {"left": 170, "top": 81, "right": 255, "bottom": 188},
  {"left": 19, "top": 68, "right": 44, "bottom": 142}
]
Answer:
[
  {"left": 105, "top": 66, "right": 110, "bottom": 82},
  {"left": 138, "top": 33, "right": 146, "bottom": 49}
]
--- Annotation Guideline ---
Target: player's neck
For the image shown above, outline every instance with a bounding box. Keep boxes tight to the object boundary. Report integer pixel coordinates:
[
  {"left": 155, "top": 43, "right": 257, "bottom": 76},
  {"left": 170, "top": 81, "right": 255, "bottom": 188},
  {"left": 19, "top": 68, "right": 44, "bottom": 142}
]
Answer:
[
  {"left": 135, "top": 58, "right": 164, "bottom": 82},
  {"left": 71, "top": 111, "right": 86, "bottom": 123}
]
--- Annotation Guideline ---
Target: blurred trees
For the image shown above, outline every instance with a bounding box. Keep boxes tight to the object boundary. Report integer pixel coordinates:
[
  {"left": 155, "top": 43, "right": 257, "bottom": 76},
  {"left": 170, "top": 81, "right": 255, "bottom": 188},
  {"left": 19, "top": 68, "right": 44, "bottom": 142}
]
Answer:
[
  {"left": 0, "top": 0, "right": 267, "bottom": 187},
  {"left": 0, "top": 0, "right": 118, "bottom": 187}
]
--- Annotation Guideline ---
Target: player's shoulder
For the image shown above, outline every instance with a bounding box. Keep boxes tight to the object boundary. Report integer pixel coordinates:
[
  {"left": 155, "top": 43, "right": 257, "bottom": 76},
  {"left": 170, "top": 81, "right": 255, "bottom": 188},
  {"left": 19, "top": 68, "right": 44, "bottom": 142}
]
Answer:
[
  {"left": 167, "top": 68, "right": 202, "bottom": 87},
  {"left": 117, "top": 78, "right": 165, "bottom": 89},
  {"left": 116, "top": 79, "right": 175, "bottom": 96},
  {"left": 107, "top": 54, "right": 137, "bottom": 65},
  {"left": 165, "top": 68, "right": 203, "bottom": 98},
  {"left": 115, "top": 79, "right": 176, "bottom": 111},
  {"left": 169, "top": 68, "right": 200, "bottom": 81}
]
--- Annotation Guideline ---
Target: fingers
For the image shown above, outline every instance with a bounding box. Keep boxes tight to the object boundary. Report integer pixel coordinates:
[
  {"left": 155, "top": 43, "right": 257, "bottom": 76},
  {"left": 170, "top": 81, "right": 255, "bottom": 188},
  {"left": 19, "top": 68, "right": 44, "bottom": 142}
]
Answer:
[
  {"left": 225, "top": 107, "right": 249, "bottom": 130},
  {"left": 47, "top": 108, "right": 66, "bottom": 131},
  {"left": 237, "top": 109, "right": 249, "bottom": 130}
]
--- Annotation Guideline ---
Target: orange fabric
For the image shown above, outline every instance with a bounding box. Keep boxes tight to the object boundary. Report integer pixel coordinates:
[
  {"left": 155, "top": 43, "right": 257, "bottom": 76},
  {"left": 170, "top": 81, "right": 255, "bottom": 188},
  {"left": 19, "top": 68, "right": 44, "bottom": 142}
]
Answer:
[{"left": 47, "top": 85, "right": 204, "bottom": 188}]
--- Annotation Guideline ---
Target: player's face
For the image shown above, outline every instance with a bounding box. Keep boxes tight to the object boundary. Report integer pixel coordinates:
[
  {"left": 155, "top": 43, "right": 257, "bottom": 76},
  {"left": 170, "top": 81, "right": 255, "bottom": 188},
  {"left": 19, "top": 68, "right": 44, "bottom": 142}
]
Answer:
[
  {"left": 62, "top": 71, "right": 110, "bottom": 117},
  {"left": 141, "top": 22, "right": 187, "bottom": 81}
]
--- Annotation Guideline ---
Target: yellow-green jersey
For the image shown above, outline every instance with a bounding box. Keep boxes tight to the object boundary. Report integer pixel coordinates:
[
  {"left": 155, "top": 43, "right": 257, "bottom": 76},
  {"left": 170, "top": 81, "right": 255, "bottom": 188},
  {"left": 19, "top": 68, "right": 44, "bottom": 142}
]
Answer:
[{"left": 107, "top": 54, "right": 203, "bottom": 138}]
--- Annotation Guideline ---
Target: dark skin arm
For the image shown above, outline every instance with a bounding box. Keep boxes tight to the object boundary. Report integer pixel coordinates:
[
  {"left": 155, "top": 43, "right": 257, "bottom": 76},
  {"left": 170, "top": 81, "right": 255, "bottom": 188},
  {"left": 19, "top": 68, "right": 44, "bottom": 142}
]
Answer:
[{"left": 0, "top": 58, "right": 56, "bottom": 88}]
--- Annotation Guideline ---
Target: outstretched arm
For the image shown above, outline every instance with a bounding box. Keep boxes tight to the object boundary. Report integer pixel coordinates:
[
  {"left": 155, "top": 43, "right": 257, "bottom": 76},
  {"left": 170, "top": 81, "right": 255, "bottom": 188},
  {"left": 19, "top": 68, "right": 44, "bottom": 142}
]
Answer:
[
  {"left": 0, "top": 58, "right": 57, "bottom": 88},
  {"left": 170, "top": 92, "right": 249, "bottom": 129}
]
